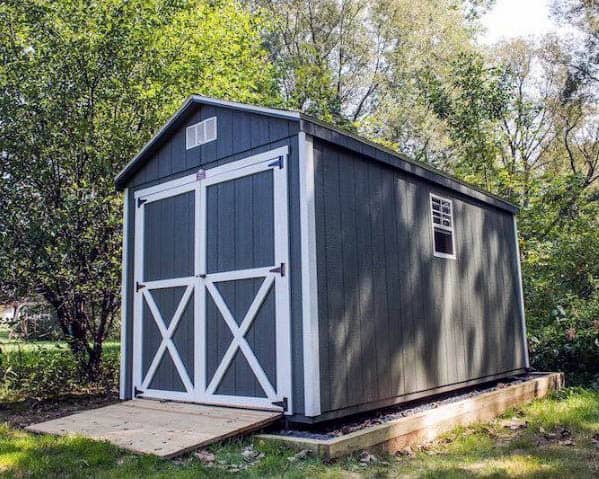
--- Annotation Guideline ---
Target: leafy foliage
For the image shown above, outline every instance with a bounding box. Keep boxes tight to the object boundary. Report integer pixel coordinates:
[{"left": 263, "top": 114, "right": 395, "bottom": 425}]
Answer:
[
  {"left": 0, "top": 0, "right": 278, "bottom": 380},
  {"left": 0, "top": 0, "right": 596, "bottom": 389},
  {"left": 0, "top": 344, "right": 119, "bottom": 401},
  {"left": 412, "top": 33, "right": 598, "bottom": 382}
]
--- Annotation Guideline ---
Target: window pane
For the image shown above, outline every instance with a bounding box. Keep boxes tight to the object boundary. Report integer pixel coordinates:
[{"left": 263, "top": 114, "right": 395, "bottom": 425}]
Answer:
[{"left": 434, "top": 228, "right": 454, "bottom": 255}]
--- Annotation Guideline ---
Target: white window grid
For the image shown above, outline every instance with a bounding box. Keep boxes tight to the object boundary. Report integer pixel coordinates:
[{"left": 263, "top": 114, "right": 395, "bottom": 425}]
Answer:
[
  {"left": 430, "top": 193, "right": 456, "bottom": 259},
  {"left": 431, "top": 195, "right": 453, "bottom": 230}
]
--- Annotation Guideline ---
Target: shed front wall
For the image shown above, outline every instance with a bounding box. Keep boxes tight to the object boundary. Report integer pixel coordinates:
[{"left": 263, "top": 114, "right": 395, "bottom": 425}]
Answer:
[
  {"left": 120, "top": 104, "right": 306, "bottom": 414},
  {"left": 313, "top": 139, "right": 526, "bottom": 417}
]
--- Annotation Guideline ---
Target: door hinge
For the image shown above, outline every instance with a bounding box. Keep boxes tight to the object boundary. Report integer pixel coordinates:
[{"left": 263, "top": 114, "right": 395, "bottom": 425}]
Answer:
[
  {"left": 272, "top": 397, "right": 288, "bottom": 412},
  {"left": 269, "top": 262, "right": 285, "bottom": 277},
  {"left": 134, "top": 386, "right": 144, "bottom": 397},
  {"left": 268, "top": 156, "right": 284, "bottom": 169},
  {"left": 136, "top": 281, "right": 146, "bottom": 292},
  {"left": 137, "top": 198, "right": 147, "bottom": 208}
]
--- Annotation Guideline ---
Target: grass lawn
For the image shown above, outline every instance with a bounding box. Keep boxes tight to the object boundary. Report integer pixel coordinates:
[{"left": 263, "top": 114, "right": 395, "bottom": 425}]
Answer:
[
  {"left": 0, "top": 388, "right": 597, "bottom": 478},
  {"left": 0, "top": 326, "right": 119, "bottom": 353}
]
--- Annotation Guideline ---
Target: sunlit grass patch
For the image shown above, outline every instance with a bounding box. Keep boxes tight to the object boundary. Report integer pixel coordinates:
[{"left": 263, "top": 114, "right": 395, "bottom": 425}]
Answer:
[
  {"left": 0, "top": 388, "right": 596, "bottom": 478},
  {"left": 523, "top": 388, "right": 599, "bottom": 435}
]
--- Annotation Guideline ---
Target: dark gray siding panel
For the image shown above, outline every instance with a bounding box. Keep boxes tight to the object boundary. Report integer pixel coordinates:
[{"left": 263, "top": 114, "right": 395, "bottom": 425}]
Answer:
[
  {"left": 313, "top": 139, "right": 526, "bottom": 415},
  {"left": 302, "top": 119, "right": 517, "bottom": 214},
  {"left": 123, "top": 132, "right": 305, "bottom": 414},
  {"left": 129, "top": 105, "right": 300, "bottom": 188}
]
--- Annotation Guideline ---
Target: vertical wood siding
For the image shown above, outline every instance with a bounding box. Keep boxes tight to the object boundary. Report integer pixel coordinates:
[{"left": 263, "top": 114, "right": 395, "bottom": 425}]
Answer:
[
  {"left": 142, "top": 192, "right": 195, "bottom": 392},
  {"left": 130, "top": 106, "right": 299, "bottom": 187},
  {"left": 205, "top": 171, "right": 276, "bottom": 397},
  {"left": 122, "top": 105, "right": 305, "bottom": 413},
  {"left": 313, "top": 140, "right": 526, "bottom": 414}
]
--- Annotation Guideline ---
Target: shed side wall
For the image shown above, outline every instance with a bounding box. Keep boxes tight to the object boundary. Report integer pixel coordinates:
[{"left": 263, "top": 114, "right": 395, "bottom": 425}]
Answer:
[
  {"left": 121, "top": 104, "right": 305, "bottom": 414},
  {"left": 313, "top": 139, "right": 526, "bottom": 415}
]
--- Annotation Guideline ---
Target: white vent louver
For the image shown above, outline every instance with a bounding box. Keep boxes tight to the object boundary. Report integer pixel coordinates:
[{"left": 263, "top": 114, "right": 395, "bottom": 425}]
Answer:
[{"left": 186, "top": 116, "right": 217, "bottom": 150}]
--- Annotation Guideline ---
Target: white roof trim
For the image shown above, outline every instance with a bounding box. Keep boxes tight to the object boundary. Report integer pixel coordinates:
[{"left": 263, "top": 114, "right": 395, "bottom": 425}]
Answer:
[{"left": 190, "top": 95, "right": 300, "bottom": 120}]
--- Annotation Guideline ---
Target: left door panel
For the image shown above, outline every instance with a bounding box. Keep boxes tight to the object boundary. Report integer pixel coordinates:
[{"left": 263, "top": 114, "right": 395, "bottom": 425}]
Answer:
[{"left": 133, "top": 189, "right": 196, "bottom": 401}]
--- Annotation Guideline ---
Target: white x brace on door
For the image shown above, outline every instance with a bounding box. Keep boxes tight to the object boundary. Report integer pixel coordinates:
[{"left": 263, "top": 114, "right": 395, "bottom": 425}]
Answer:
[{"left": 132, "top": 146, "right": 292, "bottom": 413}]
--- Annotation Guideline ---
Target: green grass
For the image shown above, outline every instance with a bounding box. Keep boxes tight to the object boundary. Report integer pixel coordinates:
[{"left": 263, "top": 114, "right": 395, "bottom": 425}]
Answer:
[
  {"left": 0, "top": 327, "right": 119, "bottom": 353},
  {"left": 0, "top": 388, "right": 597, "bottom": 478},
  {"left": 0, "top": 326, "right": 120, "bottom": 403}
]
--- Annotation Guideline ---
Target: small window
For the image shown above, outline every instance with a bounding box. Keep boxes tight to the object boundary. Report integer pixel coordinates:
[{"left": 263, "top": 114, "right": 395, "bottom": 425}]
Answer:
[{"left": 430, "top": 194, "right": 455, "bottom": 258}]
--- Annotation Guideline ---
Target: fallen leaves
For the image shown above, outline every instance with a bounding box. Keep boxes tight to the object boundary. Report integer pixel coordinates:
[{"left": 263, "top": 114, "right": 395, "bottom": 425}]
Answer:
[
  {"left": 395, "top": 446, "right": 416, "bottom": 458},
  {"left": 288, "top": 449, "right": 313, "bottom": 462},
  {"left": 358, "top": 450, "right": 378, "bottom": 464},
  {"left": 535, "top": 426, "right": 576, "bottom": 447},
  {"left": 193, "top": 444, "right": 264, "bottom": 472},
  {"left": 194, "top": 449, "right": 215, "bottom": 465},
  {"left": 241, "top": 445, "right": 264, "bottom": 463},
  {"left": 500, "top": 417, "right": 528, "bottom": 430}
]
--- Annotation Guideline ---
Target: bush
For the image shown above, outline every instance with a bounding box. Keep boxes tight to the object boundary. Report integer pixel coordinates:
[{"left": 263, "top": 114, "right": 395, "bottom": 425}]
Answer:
[
  {"left": 0, "top": 344, "right": 119, "bottom": 402},
  {"left": 528, "top": 294, "right": 599, "bottom": 387}
]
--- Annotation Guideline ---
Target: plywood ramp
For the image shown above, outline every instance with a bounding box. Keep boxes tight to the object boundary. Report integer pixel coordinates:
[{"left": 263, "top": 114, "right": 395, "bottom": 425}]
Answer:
[
  {"left": 258, "top": 373, "right": 564, "bottom": 459},
  {"left": 25, "top": 400, "right": 282, "bottom": 458}
]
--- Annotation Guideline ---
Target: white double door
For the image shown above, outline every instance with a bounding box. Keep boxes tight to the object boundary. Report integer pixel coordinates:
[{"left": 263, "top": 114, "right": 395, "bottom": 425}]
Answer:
[{"left": 132, "top": 147, "right": 292, "bottom": 412}]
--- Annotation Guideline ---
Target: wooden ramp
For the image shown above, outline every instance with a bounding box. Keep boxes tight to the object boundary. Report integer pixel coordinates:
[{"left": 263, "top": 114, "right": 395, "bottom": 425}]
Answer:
[{"left": 25, "top": 400, "right": 282, "bottom": 458}]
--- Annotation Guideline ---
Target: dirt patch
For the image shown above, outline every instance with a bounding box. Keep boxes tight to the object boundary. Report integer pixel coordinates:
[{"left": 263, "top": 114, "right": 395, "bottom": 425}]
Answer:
[{"left": 0, "top": 392, "right": 119, "bottom": 428}]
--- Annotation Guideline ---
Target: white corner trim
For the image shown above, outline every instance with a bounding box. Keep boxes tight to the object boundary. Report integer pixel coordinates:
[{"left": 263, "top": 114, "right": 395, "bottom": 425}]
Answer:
[
  {"left": 119, "top": 188, "right": 129, "bottom": 400},
  {"left": 299, "top": 132, "right": 321, "bottom": 417},
  {"left": 513, "top": 216, "right": 530, "bottom": 368}
]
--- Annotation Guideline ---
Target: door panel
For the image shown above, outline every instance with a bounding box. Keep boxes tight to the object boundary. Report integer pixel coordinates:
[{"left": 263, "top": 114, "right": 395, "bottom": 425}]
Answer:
[
  {"left": 203, "top": 168, "right": 280, "bottom": 406},
  {"left": 135, "top": 190, "right": 196, "bottom": 401},
  {"left": 206, "top": 171, "right": 274, "bottom": 273},
  {"left": 144, "top": 193, "right": 195, "bottom": 280},
  {"left": 133, "top": 146, "right": 291, "bottom": 412}
]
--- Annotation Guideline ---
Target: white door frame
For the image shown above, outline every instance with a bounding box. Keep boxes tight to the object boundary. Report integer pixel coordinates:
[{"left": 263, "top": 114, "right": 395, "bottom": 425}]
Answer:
[{"left": 132, "top": 146, "right": 292, "bottom": 413}]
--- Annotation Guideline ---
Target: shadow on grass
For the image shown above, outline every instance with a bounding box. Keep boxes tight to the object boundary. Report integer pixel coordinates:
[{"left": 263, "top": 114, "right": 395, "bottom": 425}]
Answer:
[{"left": 0, "top": 389, "right": 596, "bottom": 478}]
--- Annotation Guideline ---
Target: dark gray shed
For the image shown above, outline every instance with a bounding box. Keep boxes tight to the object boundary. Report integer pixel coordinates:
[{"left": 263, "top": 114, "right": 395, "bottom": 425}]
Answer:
[{"left": 116, "top": 95, "right": 529, "bottom": 423}]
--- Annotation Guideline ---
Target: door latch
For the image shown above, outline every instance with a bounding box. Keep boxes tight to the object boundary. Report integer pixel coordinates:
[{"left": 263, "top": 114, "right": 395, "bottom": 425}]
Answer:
[
  {"left": 269, "top": 263, "right": 285, "bottom": 277},
  {"left": 268, "top": 156, "right": 284, "bottom": 169}
]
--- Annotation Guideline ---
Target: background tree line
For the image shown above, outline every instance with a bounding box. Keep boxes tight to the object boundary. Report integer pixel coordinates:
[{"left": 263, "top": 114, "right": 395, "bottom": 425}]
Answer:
[{"left": 0, "top": 0, "right": 597, "bottom": 384}]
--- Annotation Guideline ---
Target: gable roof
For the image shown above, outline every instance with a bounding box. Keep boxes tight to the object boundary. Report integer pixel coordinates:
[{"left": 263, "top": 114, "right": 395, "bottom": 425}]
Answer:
[{"left": 115, "top": 95, "right": 517, "bottom": 214}]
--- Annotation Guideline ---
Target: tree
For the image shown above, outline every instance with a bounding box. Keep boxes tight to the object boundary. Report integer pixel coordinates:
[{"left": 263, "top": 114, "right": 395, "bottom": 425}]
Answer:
[
  {"left": 415, "top": 32, "right": 598, "bottom": 380},
  {"left": 0, "top": 0, "right": 278, "bottom": 379},
  {"left": 258, "top": 0, "right": 478, "bottom": 136}
]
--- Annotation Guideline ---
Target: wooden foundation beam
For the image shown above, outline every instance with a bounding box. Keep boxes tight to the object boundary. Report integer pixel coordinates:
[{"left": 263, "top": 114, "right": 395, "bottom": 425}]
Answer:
[{"left": 257, "top": 372, "right": 564, "bottom": 459}]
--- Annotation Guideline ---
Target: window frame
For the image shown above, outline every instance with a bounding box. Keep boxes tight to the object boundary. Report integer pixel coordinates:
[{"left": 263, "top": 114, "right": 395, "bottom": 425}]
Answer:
[{"left": 430, "top": 193, "right": 456, "bottom": 260}]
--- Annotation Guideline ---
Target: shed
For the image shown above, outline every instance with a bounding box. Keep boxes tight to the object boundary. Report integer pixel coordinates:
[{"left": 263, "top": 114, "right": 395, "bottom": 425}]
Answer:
[{"left": 116, "top": 95, "right": 529, "bottom": 423}]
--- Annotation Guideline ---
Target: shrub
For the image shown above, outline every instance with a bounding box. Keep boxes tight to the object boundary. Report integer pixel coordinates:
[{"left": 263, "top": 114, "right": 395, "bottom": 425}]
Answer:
[
  {"left": 0, "top": 344, "right": 119, "bottom": 402},
  {"left": 528, "top": 294, "right": 599, "bottom": 387}
]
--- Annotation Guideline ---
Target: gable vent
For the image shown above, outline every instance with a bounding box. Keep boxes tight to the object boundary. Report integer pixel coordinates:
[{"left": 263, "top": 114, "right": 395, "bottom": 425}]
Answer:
[{"left": 186, "top": 116, "right": 217, "bottom": 150}]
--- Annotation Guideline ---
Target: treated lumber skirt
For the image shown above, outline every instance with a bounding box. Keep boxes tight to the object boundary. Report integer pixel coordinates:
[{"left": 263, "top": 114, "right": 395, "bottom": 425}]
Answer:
[{"left": 257, "top": 372, "right": 564, "bottom": 459}]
